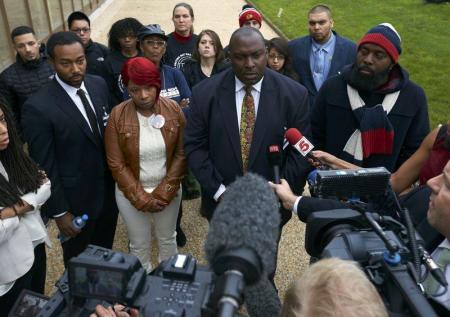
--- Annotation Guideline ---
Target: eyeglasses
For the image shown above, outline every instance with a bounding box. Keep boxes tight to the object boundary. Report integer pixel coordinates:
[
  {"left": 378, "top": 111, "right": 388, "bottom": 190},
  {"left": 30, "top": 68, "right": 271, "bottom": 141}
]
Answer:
[
  {"left": 71, "top": 28, "right": 91, "bottom": 34},
  {"left": 268, "top": 54, "right": 285, "bottom": 60},
  {"left": 143, "top": 40, "right": 166, "bottom": 47}
]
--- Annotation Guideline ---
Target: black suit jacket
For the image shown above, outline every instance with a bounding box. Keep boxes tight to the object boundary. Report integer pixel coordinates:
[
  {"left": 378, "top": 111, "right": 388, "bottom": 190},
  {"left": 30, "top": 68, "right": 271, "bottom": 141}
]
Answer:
[
  {"left": 288, "top": 32, "right": 356, "bottom": 107},
  {"left": 184, "top": 68, "right": 311, "bottom": 218},
  {"left": 22, "top": 75, "right": 112, "bottom": 219}
]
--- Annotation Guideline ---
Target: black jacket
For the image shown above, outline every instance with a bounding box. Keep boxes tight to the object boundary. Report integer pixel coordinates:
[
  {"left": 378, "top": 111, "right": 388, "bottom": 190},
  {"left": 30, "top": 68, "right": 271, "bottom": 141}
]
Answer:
[
  {"left": 85, "top": 40, "right": 109, "bottom": 77},
  {"left": 0, "top": 54, "right": 54, "bottom": 125},
  {"left": 21, "top": 75, "right": 113, "bottom": 219},
  {"left": 181, "top": 59, "right": 230, "bottom": 89}
]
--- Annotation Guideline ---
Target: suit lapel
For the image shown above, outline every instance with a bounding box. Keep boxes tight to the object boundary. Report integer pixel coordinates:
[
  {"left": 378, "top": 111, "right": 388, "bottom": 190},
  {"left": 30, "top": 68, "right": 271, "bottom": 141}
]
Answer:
[
  {"left": 51, "top": 79, "right": 101, "bottom": 148},
  {"left": 328, "top": 34, "right": 342, "bottom": 78},
  {"left": 303, "top": 39, "right": 316, "bottom": 94},
  {"left": 247, "top": 71, "right": 274, "bottom": 168},
  {"left": 218, "top": 72, "right": 242, "bottom": 169}
]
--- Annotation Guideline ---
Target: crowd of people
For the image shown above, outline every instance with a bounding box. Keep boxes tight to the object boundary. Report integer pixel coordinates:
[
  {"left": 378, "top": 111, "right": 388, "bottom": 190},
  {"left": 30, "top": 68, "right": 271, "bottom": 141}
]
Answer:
[{"left": 0, "top": 2, "right": 448, "bottom": 316}]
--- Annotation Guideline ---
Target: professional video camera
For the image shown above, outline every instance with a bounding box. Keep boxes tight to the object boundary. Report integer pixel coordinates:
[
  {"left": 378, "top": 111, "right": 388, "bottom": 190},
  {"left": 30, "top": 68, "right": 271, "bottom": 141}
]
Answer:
[
  {"left": 305, "top": 168, "right": 447, "bottom": 317},
  {"left": 34, "top": 245, "right": 248, "bottom": 317},
  {"left": 34, "top": 173, "right": 280, "bottom": 317}
]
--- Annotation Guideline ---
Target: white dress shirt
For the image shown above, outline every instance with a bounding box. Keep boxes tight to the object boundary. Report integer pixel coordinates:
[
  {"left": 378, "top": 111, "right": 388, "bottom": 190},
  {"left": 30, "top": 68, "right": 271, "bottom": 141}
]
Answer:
[{"left": 55, "top": 74, "right": 98, "bottom": 132}]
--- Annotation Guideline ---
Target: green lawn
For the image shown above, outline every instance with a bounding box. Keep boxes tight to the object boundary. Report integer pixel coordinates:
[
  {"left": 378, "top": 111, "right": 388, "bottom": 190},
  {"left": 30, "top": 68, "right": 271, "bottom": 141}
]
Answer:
[{"left": 251, "top": 0, "right": 450, "bottom": 128}]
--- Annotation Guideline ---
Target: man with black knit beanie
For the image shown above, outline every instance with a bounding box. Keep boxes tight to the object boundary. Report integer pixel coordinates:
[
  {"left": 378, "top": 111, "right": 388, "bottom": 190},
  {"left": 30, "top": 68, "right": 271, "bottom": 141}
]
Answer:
[{"left": 311, "top": 23, "right": 429, "bottom": 172}]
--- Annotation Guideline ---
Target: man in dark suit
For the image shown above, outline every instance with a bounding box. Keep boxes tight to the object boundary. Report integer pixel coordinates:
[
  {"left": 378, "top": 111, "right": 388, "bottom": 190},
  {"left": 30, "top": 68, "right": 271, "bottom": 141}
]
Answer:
[
  {"left": 288, "top": 4, "right": 356, "bottom": 107},
  {"left": 184, "top": 27, "right": 311, "bottom": 226},
  {"left": 22, "top": 32, "right": 118, "bottom": 264}
]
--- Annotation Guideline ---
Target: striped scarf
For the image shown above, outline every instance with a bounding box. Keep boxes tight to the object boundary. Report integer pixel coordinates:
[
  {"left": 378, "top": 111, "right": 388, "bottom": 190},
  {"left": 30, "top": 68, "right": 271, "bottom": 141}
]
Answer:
[{"left": 342, "top": 85, "right": 400, "bottom": 165}]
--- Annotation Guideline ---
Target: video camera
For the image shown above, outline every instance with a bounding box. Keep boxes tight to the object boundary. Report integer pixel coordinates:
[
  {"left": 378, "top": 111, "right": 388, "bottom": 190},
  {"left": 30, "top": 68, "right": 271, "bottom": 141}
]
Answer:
[
  {"left": 35, "top": 245, "right": 244, "bottom": 317},
  {"left": 305, "top": 168, "right": 446, "bottom": 317}
]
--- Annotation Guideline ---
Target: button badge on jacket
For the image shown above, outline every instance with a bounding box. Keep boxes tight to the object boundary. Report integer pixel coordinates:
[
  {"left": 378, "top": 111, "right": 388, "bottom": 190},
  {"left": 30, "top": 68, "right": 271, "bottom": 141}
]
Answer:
[{"left": 149, "top": 114, "right": 165, "bottom": 129}]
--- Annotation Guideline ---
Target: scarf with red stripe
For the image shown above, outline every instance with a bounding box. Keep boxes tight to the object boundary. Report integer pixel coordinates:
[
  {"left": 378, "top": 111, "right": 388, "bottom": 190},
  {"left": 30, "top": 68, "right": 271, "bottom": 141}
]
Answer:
[{"left": 342, "top": 85, "right": 400, "bottom": 165}]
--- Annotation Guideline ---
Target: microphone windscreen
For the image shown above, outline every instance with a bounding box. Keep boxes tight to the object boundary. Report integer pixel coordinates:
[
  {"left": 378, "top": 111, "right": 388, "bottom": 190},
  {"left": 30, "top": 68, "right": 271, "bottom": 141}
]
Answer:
[
  {"left": 285, "top": 128, "right": 302, "bottom": 145},
  {"left": 204, "top": 173, "right": 280, "bottom": 274},
  {"left": 245, "top": 278, "right": 281, "bottom": 317}
]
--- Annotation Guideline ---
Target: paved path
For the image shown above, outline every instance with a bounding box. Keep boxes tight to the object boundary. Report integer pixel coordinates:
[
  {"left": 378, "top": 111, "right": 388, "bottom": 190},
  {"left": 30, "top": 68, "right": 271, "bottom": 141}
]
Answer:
[
  {"left": 45, "top": 0, "right": 308, "bottom": 307},
  {"left": 90, "top": 0, "right": 278, "bottom": 47}
]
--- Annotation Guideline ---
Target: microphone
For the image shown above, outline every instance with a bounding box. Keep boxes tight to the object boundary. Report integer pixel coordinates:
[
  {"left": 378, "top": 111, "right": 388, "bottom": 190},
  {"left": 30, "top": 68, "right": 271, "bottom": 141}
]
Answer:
[
  {"left": 285, "top": 128, "right": 315, "bottom": 160},
  {"left": 267, "top": 145, "right": 282, "bottom": 184},
  {"left": 204, "top": 173, "right": 281, "bottom": 317},
  {"left": 285, "top": 128, "right": 329, "bottom": 173}
]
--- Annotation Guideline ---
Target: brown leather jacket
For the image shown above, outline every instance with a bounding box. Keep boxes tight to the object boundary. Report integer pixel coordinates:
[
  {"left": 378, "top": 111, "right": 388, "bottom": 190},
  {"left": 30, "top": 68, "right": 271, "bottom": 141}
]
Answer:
[{"left": 105, "top": 97, "right": 186, "bottom": 211}]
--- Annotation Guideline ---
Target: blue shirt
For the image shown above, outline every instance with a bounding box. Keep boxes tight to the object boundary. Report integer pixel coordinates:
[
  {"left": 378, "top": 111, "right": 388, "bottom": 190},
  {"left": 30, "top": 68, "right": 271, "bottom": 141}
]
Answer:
[{"left": 309, "top": 32, "right": 336, "bottom": 91}]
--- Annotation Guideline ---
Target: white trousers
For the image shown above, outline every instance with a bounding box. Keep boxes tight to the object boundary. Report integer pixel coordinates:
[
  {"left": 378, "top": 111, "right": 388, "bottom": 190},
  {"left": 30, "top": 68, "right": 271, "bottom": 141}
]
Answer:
[{"left": 115, "top": 185, "right": 181, "bottom": 273}]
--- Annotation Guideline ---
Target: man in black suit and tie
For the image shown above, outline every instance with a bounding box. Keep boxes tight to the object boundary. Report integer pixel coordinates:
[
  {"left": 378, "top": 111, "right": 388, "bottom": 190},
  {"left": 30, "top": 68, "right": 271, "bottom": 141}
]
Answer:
[
  {"left": 22, "top": 32, "right": 118, "bottom": 264},
  {"left": 184, "top": 27, "right": 311, "bottom": 227}
]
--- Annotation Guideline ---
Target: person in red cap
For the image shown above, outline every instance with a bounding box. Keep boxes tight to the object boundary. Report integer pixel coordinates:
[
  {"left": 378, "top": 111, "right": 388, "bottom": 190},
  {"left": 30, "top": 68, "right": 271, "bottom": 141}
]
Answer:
[
  {"left": 311, "top": 23, "right": 430, "bottom": 173},
  {"left": 239, "top": 6, "right": 263, "bottom": 29},
  {"left": 224, "top": 5, "right": 266, "bottom": 58},
  {"left": 105, "top": 57, "right": 186, "bottom": 273}
]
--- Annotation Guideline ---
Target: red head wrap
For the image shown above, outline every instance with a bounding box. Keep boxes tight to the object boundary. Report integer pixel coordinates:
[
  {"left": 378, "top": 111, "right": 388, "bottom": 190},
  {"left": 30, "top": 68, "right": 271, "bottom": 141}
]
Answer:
[{"left": 121, "top": 57, "right": 161, "bottom": 97}]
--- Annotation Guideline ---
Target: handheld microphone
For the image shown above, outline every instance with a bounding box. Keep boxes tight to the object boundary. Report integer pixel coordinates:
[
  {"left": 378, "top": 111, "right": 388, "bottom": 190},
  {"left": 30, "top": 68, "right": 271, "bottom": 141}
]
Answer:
[
  {"left": 267, "top": 145, "right": 282, "bottom": 184},
  {"left": 285, "top": 128, "right": 315, "bottom": 159},
  {"left": 204, "top": 173, "right": 281, "bottom": 317},
  {"left": 285, "top": 128, "right": 329, "bottom": 171}
]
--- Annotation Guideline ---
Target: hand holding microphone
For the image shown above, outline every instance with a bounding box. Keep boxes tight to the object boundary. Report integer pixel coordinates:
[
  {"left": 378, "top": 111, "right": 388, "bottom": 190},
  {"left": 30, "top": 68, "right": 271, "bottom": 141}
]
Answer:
[{"left": 284, "top": 128, "right": 326, "bottom": 169}]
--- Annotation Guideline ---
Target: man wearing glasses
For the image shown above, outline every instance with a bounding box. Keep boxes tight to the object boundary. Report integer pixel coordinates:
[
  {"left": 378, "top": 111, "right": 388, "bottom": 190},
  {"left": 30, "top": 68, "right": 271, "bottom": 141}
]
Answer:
[{"left": 68, "top": 11, "right": 109, "bottom": 77}]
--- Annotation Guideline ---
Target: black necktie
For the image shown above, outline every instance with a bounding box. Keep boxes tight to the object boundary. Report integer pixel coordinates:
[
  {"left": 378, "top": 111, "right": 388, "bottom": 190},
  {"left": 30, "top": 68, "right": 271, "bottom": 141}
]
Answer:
[{"left": 76, "top": 89, "right": 102, "bottom": 143}]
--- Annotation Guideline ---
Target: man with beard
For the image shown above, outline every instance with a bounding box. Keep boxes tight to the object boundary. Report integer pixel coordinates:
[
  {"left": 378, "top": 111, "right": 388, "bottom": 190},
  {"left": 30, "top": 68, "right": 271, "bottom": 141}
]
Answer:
[
  {"left": 21, "top": 32, "right": 118, "bottom": 264},
  {"left": 0, "top": 26, "right": 54, "bottom": 129},
  {"left": 289, "top": 5, "right": 356, "bottom": 107},
  {"left": 311, "top": 23, "right": 429, "bottom": 172}
]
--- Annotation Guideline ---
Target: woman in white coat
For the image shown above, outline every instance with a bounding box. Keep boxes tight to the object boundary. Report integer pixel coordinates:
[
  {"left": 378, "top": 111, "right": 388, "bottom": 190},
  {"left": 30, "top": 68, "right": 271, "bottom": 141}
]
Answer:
[{"left": 0, "top": 101, "right": 51, "bottom": 314}]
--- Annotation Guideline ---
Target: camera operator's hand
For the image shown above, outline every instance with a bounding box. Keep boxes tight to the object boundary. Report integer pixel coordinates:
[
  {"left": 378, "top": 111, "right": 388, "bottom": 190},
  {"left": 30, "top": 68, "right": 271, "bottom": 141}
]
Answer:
[
  {"left": 55, "top": 212, "right": 79, "bottom": 238},
  {"left": 269, "top": 179, "right": 298, "bottom": 211},
  {"left": 90, "top": 304, "right": 138, "bottom": 317},
  {"left": 311, "top": 151, "right": 359, "bottom": 170}
]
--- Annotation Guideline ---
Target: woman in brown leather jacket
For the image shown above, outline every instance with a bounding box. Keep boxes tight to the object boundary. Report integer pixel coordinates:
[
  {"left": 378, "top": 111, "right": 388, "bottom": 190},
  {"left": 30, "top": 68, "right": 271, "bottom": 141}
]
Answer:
[{"left": 105, "top": 57, "right": 186, "bottom": 272}]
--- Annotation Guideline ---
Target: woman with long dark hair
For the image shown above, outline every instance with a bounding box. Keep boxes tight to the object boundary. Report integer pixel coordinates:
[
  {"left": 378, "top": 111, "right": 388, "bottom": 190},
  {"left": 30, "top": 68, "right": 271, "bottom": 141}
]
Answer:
[
  {"left": 182, "top": 29, "right": 230, "bottom": 89},
  {"left": 267, "top": 37, "right": 299, "bottom": 81},
  {"left": 0, "top": 102, "right": 51, "bottom": 314}
]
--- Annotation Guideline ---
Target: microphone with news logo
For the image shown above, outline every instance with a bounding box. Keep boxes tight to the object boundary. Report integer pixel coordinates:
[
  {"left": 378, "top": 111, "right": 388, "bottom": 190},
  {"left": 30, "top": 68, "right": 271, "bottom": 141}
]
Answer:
[{"left": 267, "top": 145, "right": 282, "bottom": 184}]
